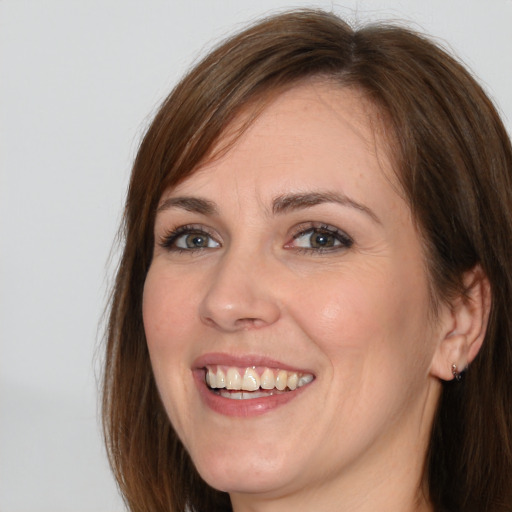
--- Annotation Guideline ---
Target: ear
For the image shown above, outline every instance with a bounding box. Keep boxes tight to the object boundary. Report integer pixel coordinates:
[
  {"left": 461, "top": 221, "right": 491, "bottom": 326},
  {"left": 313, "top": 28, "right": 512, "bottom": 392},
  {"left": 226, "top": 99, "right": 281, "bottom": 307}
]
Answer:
[{"left": 430, "top": 265, "right": 491, "bottom": 381}]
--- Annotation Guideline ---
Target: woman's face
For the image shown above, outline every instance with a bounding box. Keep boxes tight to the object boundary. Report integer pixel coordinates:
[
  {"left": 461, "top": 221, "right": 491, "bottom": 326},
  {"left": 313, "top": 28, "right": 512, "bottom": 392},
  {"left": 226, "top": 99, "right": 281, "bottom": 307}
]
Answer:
[{"left": 143, "top": 82, "right": 444, "bottom": 506}]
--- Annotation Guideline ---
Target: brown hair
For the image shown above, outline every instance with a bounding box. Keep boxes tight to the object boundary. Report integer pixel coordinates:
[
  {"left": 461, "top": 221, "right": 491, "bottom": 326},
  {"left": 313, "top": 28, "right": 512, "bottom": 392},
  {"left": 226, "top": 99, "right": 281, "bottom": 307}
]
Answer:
[{"left": 103, "top": 9, "right": 512, "bottom": 512}]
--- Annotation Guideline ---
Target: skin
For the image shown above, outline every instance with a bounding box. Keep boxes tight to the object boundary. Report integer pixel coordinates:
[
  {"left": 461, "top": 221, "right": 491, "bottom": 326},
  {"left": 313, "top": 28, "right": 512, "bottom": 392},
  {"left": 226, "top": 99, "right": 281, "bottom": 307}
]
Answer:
[{"left": 143, "top": 82, "right": 466, "bottom": 511}]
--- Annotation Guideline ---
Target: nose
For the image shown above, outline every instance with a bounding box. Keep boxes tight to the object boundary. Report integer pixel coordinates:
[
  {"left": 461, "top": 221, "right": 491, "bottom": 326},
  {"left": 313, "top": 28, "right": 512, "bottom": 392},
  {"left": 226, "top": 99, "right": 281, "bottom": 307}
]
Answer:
[{"left": 199, "top": 251, "right": 281, "bottom": 332}]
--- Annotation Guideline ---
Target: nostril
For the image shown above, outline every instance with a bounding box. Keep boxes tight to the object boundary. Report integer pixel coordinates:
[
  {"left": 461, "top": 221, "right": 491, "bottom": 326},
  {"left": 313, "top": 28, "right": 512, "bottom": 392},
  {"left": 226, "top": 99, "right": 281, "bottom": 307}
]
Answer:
[
  {"left": 201, "top": 317, "right": 218, "bottom": 329},
  {"left": 234, "top": 318, "right": 260, "bottom": 329}
]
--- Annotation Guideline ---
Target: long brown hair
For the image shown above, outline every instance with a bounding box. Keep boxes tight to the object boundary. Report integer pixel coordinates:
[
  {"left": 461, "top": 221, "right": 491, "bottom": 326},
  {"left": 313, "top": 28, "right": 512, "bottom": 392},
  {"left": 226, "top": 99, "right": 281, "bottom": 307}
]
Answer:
[{"left": 103, "top": 10, "right": 512, "bottom": 511}]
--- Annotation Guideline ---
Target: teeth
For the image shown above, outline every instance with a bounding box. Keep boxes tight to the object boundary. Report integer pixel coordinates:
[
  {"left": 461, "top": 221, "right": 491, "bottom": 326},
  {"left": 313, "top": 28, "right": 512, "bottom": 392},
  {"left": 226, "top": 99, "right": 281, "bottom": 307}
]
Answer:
[
  {"left": 287, "top": 372, "right": 298, "bottom": 390},
  {"left": 226, "top": 367, "right": 242, "bottom": 390},
  {"left": 242, "top": 367, "right": 260, "bottom": 391},
  {"left": 205, "top": 366, "right": 314, "bottom": 393},
  {"left": 275, "top": 370, "right": 287, "bottom": 391},
  {"left": 219, "top": 389, "right": 280, "bottom": 399},
  {"left": 260, "top": 368, "right": 275, "bottom": 389},
  {"left": 207, "top": 368, "right": 216, "bottom": 388},
  {"left": 298, "top": 374, "right": 314, "bottom": 387},
  {"left": 216, "top": 368, "right": 226, "bottom": 388}
]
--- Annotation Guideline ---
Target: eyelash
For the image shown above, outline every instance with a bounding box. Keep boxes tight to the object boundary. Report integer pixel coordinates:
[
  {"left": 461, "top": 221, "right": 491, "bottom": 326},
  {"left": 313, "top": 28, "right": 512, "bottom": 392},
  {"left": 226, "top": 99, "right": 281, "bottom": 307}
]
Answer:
[
  {"left": 287, "top": 223, "right": 353, "bottom": 254},
  {"left": 159, "top": 223, "right": 354, "bottom": 254},
  {"left": 159, "top": 224, "right": 220, "bottom": 253}
]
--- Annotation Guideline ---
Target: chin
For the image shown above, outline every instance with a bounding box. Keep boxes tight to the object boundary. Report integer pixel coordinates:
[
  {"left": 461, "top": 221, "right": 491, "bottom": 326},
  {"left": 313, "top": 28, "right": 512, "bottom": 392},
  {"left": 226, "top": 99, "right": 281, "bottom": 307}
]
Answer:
[{"left": 186, "top": 437, "right": 303, "bottom": 496}]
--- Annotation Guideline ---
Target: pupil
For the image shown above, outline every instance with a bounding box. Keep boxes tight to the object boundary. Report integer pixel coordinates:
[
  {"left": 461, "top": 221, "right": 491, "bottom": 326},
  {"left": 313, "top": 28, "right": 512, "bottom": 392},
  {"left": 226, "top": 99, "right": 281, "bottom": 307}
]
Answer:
[
  {"left": 187, "top": 234, "right": 206, "bottom": 247},
  {"left": 312, "top": 232, "right": 333, "bottom": 247}
]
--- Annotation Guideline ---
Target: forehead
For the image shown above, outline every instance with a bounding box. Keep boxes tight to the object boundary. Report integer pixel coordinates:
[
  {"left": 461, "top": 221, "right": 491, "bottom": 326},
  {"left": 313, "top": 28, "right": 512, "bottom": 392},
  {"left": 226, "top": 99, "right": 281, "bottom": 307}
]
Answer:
[{"left": 164, "top": 82, "right": 399, "bottom": 212}]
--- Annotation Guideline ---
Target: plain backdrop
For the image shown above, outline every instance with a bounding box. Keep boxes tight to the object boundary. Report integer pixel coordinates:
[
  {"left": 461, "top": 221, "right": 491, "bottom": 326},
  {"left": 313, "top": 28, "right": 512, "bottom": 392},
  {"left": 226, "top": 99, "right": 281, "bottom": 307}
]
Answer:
[{"left": 1, "top": 1, "right": 511, "bottom": 511}]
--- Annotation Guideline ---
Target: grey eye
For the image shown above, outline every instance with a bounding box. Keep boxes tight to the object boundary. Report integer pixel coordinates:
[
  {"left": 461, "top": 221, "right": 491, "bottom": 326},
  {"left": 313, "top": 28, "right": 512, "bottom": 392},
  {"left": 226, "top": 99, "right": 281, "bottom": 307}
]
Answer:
[
  {"left": 175, "top": 232, "right": 220, "bottom": 249},
  {"left": 293, "top": 229, "right": 345, "bottom": 249},
  {"left": 308, "top": 231, "right": 338, "bottom": 248}
]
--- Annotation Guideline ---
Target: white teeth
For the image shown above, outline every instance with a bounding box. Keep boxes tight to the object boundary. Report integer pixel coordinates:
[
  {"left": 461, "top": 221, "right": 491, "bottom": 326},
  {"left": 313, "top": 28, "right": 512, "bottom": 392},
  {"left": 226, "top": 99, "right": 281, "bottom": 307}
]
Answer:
[
  {"left": 247, "top": 390, "right": 276, "bottom": 399},
  {"left": 287, "top": 372, "right": 298, "bottom": 390},
  {"left": 298, "top": 374, "right": 314, "bottom": 387},
  {"left": 216, "top": 368, "right": 226, "bottom": 388},
  {"left": 242, "top": 367, "right": 260, "bottom": 391},
  {"left": 260, "top": 368, "right": 275, "bottom": 389},
  {"left": 275, "top": 370, "right": 288, "bottom": 391},
  {"left": 206, "top": 366, "right": 314, "bottom": 394},
  {"left": 219, "top": 389, "right": 279, "bottom": 400},
  {"left": 207, "top": 368, "right": 216, "bottom": 388},
  {"left": 226, "top": 368, "right": 242, "bottom": 390}
]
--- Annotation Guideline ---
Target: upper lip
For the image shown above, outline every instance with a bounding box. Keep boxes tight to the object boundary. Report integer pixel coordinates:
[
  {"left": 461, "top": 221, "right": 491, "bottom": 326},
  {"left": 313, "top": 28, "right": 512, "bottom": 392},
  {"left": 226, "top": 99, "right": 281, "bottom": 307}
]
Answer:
[{"left": 192, "top": 352, "right": 315, "bottom": 374}]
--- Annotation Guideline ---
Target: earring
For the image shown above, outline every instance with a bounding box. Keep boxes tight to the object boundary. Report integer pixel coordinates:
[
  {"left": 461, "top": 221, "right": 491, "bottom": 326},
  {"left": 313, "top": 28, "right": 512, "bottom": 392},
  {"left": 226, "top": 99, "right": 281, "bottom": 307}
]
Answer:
[{"left": 452, "top": 364, "right": 462, "bottom": 382}]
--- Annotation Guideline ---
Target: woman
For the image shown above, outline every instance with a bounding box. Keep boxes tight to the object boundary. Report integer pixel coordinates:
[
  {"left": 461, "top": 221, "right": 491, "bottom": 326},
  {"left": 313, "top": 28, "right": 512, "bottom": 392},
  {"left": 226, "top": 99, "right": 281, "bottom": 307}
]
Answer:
[{"left": 103, "top": 9, "right": 512, "bottom": 512}]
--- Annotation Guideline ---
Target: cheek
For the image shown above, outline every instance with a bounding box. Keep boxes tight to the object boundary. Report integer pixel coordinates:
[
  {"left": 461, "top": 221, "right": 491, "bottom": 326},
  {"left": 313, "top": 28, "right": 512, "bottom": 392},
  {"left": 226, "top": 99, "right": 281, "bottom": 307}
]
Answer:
[
  {"left": 287, "top": 261, "right": 434, "bottom": 372},
  {"left": 142, "top": 265, "right": 204, "bottom": 440},
  {"left": 275, "top": 266, "right": 436, "bottom": 464},
  {"left": 142, "top": 264, "right": 197, "bottom": 347}
]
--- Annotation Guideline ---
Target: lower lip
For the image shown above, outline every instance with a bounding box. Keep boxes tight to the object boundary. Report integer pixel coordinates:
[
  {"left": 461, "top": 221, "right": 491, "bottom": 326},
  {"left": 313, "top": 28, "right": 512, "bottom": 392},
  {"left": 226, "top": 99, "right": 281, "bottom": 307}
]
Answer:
[{"left": 193, "top": 370, "right": 309, "bottom": 417}]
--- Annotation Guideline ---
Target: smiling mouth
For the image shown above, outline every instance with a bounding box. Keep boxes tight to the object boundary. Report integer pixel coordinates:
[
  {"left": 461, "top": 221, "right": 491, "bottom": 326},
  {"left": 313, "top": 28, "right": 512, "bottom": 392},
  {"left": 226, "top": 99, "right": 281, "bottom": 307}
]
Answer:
[{"left": 205, "top": 365, "right": 315, "bottom": 400}]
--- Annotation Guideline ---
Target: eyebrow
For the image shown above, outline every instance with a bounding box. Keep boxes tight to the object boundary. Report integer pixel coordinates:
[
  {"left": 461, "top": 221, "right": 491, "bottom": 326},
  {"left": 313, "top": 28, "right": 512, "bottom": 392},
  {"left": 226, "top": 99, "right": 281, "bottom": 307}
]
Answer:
[
  {"left": 272, "top": 192, "right": 381, "bottom": 224},
  {"left": 157, "top": 191, "right": 380, "bottom": 224},
  {"left": 157, "top": 196, "right": 218, "bottom": 215}
]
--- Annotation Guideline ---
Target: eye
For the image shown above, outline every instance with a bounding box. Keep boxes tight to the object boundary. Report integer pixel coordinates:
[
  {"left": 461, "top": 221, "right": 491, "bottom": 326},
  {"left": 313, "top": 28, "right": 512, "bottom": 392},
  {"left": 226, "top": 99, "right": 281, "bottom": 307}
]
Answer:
[
  {"left": 287, "top": 224, "right": 353, "bottom": 252},
  {"left": 175, "top": 232, "right": 218, "bottom": 249},
  {"left": 160, "top": 225, "right": 220, "bottom": 251}
]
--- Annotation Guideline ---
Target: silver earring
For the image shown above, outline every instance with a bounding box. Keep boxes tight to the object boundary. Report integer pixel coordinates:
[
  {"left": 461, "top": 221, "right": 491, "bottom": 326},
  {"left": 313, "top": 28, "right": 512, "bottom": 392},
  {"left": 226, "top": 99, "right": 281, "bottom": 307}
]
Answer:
[{"left": 452, "top": 364, "right": 462, "bottom": 382}]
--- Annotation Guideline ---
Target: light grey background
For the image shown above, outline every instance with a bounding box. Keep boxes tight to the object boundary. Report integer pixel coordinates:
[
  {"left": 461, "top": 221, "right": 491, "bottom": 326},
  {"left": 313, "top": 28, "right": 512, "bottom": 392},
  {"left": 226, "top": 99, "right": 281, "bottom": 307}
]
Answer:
[{"left": 1, "top": 1, "right": 510, "bottom": 511}]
